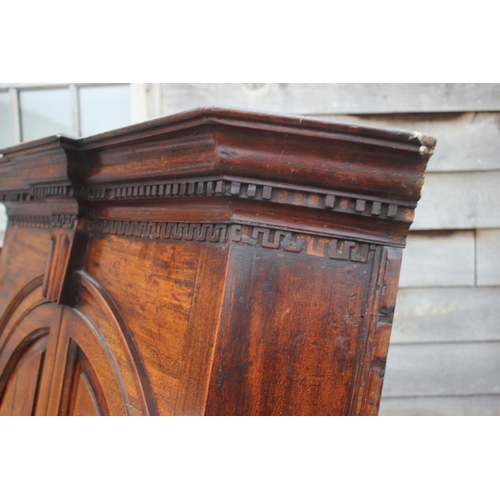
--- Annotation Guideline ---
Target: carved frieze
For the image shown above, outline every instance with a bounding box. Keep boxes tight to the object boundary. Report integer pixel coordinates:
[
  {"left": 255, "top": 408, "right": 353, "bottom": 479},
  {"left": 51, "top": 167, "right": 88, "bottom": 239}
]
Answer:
[
  {"left": 9, "top": 214, "right": 77, "bottom": 229},
  {"left": 90, "top": 220, "right": 376, "bottom": 264},
  {"left": 91, "top": 220, "right": 229, "bottom": 243}
]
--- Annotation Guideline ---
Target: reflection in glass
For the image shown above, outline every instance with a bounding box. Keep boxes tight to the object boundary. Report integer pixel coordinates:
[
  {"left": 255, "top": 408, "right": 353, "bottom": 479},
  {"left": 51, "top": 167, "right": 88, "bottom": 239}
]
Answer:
[
  {"left": 80, "top": 85, "right": 130, "bottom": 137},
  {"left": 20, "top": 89, "right": 73, "bottom": 142},
  {"left": 0, "top": 92, "right": 14, "bottom": 148}
]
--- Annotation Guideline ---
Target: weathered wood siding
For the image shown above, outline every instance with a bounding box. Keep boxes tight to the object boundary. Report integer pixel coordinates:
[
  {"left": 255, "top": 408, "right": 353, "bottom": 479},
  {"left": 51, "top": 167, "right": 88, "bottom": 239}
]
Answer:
[{"left": 155, "top": 83, "right": 500, "bottom": 115}]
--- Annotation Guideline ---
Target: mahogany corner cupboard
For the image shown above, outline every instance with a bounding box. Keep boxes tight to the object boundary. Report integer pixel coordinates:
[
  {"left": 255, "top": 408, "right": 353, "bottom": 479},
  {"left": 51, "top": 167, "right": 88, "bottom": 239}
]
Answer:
[{"left": 0, "top": 107, "right": 435, "bottom": 416}]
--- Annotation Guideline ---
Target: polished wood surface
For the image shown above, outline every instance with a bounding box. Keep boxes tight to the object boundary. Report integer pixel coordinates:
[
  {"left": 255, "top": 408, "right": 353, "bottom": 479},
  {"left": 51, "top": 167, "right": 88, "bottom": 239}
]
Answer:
[{"left": 0, "top": 107, "right": 435, "bottom": 415}]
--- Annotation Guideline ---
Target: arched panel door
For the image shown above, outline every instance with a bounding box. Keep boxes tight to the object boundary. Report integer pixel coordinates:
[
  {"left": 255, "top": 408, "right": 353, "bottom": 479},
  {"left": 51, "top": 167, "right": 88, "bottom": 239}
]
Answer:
[
  {"left": 46, "top": 271, "right": 157, "bottom": 416},
  {"left": 0, "top": 276, "right": 62, "bottom": 416}
]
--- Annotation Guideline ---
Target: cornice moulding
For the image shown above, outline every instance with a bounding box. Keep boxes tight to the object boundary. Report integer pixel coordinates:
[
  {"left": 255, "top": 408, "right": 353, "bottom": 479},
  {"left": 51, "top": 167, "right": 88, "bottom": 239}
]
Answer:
[{"left": 0, "top": 107, "right": 435, "bottom": 242}]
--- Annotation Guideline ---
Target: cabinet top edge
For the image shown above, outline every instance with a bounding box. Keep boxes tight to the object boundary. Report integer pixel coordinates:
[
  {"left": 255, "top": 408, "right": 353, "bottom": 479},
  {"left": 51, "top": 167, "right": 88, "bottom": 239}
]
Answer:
[
  {"left": 0, "top": 106, "right": 436, "bottom": 157},
  {"left": 0, "top": 107, "right": 435, "bottom": 206}
]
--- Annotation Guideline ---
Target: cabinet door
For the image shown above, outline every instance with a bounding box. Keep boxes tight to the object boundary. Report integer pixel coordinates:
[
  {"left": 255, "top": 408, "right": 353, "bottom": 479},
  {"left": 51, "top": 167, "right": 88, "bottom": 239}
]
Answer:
[
  {"left": 45, "top": 272, "right": 157, "bottom": 416},
  {"left": 0, "top": 278, "right": 62, "bottom": 416}
]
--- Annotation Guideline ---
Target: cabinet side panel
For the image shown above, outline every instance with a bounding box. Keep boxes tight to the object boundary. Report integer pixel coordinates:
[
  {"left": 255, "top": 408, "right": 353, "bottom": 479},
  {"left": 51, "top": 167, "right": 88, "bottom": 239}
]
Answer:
[
  {"left": 0, "top": 226, "right": 51, "bottom": 316},
  {"left": 206, "top": 242, "right": 377, "bottom": 416},
  {"left": 174, "top": 245, "right": 229, "bottom": 415},
  {"left": 83, "top": 234, "right": 201, "bottom": 415}
]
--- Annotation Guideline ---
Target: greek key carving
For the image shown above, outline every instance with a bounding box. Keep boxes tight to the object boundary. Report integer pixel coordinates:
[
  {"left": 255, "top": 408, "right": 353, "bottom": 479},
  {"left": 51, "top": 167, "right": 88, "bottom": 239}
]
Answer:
[
  {"left": 9, "top": 214, "right": 77, "bottom": 229},
  {"left": 236, "top": 227, "right": 304, "bottom": 253},
  {"left": 326, "top": 239, "right": 369, "bottom": 262},
  {"left": 92, "top": 221, "right": 229, "bottom": 243},
  {"left": 50, "top": 214, "right": 78, "bottom": 228},
  {"left": 229, "top": 225, "right": 374, "bottom": 263},
  {"left": 9, "top": 215, "right": 51, "bottom": 228},
  {"left": 10, "top": 213, "right": 375, "bottom": 264}
]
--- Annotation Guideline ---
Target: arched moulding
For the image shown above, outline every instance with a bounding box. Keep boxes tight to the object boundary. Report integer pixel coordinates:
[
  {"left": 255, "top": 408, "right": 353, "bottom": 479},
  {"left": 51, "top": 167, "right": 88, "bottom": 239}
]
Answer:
[
  {"left": 55, "top": 311, "right": 127, "bottom": 416},
  {"left": 0, "top": 277, "right": 63, "bottom": 416},
  {"left": 0, "top": 299, "right": 53, "bottom": 360},
  {"left": 0, "top": 272, "right": 157, "bottom": 416},
  {"left": 0, "top": 290, "right": 60, "bottom": 416},
  {"left": 0, "top": 277, "right": 57, "bottom": 414},
  {"left": 64, "top": 270, "right": 157, "bottom": 416},
  {"left": 0, "top": 328, "right": 49, "bottom": 416},
  {"left": 0, "top": 275, "right": 45, "bottom": 342}
]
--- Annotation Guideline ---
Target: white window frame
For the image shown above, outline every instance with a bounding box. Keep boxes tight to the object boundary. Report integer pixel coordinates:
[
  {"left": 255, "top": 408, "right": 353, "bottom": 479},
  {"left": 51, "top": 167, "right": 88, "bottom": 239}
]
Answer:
[{"left": 0, "top": 83, "right": 130, "bottom": 145}]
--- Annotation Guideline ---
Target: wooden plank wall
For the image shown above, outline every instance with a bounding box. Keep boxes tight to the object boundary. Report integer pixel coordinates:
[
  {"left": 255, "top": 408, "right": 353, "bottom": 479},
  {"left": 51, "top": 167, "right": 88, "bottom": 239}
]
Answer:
[{"left": 143, "top": 83, "right": 500, "bottom": 416}]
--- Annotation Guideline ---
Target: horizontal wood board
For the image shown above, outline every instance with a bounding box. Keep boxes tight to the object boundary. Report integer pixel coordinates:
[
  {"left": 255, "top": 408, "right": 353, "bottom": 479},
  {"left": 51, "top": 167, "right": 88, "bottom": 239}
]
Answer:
[
  {"left": 410, "top": 171, "right": 500, "bottom": 230},
  {"left": 159, "top": 83, "right": 500, "bottom": 115},
  {"left": 398, "top": 231, "right": 475, "bottom": 288},
  {"left": 381, "top": 342, "right": 500, "bottom": 397},
  {"left": 379, "top": 395, "right": 500, "bottom": 416},
  {"left": 476, "top": 229, "right": 500, "bottom": 286},
  {"left": 391, "top": 287, "right": 500, "bottom": 343}
]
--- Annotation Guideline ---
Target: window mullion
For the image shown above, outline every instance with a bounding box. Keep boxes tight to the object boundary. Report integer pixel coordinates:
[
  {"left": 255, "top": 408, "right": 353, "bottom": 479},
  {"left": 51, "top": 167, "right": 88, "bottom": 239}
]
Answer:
[
  {"left": 9, "top": 88, "right": 21, "bottom": 144},
  {"left": 70, "top": 84, "right": 81, "bottom": 137}
]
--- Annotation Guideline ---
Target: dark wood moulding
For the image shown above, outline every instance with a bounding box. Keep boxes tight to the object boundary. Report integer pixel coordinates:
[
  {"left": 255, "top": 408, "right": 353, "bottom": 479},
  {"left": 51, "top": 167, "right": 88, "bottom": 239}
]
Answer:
[{"left": 0, "top": 107, "right": 435, "bottom": 416}]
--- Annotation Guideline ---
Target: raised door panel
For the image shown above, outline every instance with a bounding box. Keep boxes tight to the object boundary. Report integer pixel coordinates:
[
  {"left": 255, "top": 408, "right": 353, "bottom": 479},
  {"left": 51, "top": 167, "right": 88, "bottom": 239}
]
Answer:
[
  {"left": 46, "top": 271, "right": 157, "bottom": 416},
  {"left": 0, "top": 277, "right": 63, "bottom": 416},
  {"left": 0, "top": 331, "right": 47, "bottom": 416},
  {"left": 83, "top": 232, "right": 203, "bottom": 416},
  {"left": 56, "top": 332, "right": 118, "bottom": 416}
]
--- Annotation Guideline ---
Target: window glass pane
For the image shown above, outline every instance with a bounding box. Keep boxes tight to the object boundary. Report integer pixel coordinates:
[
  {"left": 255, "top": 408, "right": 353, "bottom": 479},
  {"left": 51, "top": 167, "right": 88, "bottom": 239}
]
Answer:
[
  {"left": 20, "top": 89, "right": 73, "bottom": 142},
  {"left": 80, "top": 85, "right": 130, "bottom": 136},
  {"left": 0, "top": 92, "right": 14, "bottom": 149},
  {"left": 0, "top": 202, "right": 6, "bottom": 247}
]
